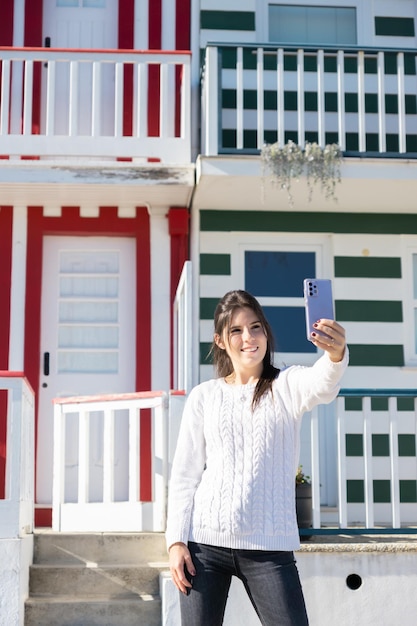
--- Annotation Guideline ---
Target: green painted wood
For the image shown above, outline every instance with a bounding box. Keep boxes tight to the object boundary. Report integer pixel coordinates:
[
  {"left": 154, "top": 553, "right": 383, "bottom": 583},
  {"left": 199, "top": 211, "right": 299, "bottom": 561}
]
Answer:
[
  {"left": 371, "top": 397, "right": 389, "bottom": 411},
  {"left": 398, "top": 434, "right": 416, "bottom": 456},
  {"left": 300, "top": 528, "right": 417, "bottom": 535},
  {"left": 348, "top": 344, "right": 404, "bottom": 366},
  {"left": 335, "top": 300, "right": 402, "bottom": 322},
  {"left": 340, "top": 390, "right": 417, "bottom": 397},
  {"left": 334, "top": 257, "right": 402, "bottom": 278},
  {"left": 346, "top": 434, "right": 363, "bottom": 456},
  {"left": 200, "top": 211, "right": 417, "bottom": 236},
  {"left": 200, "top": 10, "right": 255, "bottom": 31},
  {"left": 347, "top": 479, "right": 364, "bottom": 503},
  {"left": 397, "top": 397, "right": 416, "bottom": 411},
  {"left": 200, "top": 297, "right": 220, "bottom": 319},
  {"left": 344, "top": 397, "right": 363, "bottom": 410},
  {"left": 372, "top": 434, "right": 390, "bottom": 456},
  {"left": 373, "top": 480, "right": 391, "bottom": 503},
  {"left": 200, "top": 253, "right": 231, "bottom": 275},
  {"left": 375, "top": 16, "right": 415, "bottom": 37},
  {"left": 400, "top": 480, "right": 417, "bottom": 503},
  {"left": 200, "top": 342, "right": 213, "bottom": 365}
]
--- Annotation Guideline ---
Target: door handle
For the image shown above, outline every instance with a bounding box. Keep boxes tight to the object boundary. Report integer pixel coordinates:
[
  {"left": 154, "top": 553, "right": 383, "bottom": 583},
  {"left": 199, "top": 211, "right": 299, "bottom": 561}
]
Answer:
[
  {"left": 44, "top": 37, "right": 51, "bottom": 67},
  {"left": 43, "top": 352, "right": 50, "bottom": 376}
]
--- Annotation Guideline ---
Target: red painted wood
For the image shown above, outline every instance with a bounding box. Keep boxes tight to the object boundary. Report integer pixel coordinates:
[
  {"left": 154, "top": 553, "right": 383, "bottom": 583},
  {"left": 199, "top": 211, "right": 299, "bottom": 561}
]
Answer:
[
  {"left": 0, "top": 371, "right": 25, "bottom": 377},
  {"left": 25, "top": 206, "right": 152, "bottom": 517},
  {"left": 148, "top": 0, "right": 162, "bottom": 137},
  {"left": 118, "top": 0, "right": 135, "bottom": 137},
  {"left": 24, "top": 0, "right": 43, "bottom": 135},
  {"left": 0, "top": 46, "right": 190, "bottom": 55},
  {"left": 0, "top": 0, "right": 14, "bottom": 45},
  {"left": 175, "top": 0, "right": 191, "bottom": 136},
  {"left": 34, "top": 508, "right": 52, "bottom": 528},
  {"left": 0, "top": 207, "right": 13, "bottom": 499},
  {"left": 53, "top": 390, "right": 164, "bottom": 405}
]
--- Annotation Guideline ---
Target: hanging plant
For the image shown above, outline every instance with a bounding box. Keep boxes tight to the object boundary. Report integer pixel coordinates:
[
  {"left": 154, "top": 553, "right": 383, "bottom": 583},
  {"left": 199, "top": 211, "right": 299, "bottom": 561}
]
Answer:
[{"left": 261, "top": 140, "right": 342, "bottom": 206}]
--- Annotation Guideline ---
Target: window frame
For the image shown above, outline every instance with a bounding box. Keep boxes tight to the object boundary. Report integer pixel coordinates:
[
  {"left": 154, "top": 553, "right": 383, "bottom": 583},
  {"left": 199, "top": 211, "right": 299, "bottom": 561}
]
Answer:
[
  {"left": 257, "top": 1, "right": 369, "bottom": 47},
  {"left": 237, "top": 233, "right": 333, "bottom": 366}
]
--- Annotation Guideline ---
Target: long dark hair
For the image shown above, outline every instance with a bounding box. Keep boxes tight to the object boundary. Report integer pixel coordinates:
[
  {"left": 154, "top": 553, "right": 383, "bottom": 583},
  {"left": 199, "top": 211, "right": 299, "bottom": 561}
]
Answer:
[{"left": 210, "top": 290, "right": 279, "bottom": 409}]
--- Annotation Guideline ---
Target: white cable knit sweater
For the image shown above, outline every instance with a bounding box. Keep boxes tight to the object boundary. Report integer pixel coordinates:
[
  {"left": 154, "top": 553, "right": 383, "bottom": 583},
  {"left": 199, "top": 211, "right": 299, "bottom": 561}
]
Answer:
[{"left": 166, "top": 350, "right": 348, "bottom": 552}]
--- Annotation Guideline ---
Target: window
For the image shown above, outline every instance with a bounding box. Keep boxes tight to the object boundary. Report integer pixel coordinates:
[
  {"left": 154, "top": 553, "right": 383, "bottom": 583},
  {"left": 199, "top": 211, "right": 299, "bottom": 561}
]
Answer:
[
  {"left": 269, "top": 4, "right": 357, "bottom": 45},
  {"left": 242, "top": 245, "right": 333, "bottom": 360}
]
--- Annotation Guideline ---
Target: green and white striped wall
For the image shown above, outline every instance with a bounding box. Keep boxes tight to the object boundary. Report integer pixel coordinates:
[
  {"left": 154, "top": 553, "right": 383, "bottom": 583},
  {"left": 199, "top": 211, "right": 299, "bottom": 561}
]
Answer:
[
  {"left": 199, "top": 1, "right": 416, "bottom": 48},
  {"left": 343, "top": 395, "right": 417, "bottom": 522},
  {"left": 197, "top": 209, "right": 417, "bottom": 389}
]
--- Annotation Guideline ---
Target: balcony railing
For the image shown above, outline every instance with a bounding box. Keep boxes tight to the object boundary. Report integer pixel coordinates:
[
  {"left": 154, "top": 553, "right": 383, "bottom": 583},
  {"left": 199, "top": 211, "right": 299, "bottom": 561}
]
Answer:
[
  {"left": 202, "top": 43, "right": 417, "bottom": 158},
  {"left": 0, "top": 47, "right": 191, "bottom": 162},
  {"left": 0, "top": 372, "right": 34, "bottom": 539}
]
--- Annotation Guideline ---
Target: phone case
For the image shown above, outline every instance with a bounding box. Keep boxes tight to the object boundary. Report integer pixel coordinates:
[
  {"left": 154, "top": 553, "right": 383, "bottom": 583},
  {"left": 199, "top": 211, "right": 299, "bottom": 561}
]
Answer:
[{"left": 304, "top": 279, "right": 334, "bottom": 342}]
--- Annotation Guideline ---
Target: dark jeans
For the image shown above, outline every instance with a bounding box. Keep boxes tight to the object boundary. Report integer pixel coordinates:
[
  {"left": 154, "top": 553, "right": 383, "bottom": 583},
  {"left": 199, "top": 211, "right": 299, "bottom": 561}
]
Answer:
[{"left": 179, "top": 541, "right": 309, "bottom": 626}]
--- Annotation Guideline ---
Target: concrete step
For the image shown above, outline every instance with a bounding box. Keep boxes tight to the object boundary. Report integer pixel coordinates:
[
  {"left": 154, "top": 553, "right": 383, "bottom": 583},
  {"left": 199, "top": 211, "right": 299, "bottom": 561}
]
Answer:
[
  {"left": 25, "top": 596, "right": 162, "bottom": 626},
  {"left": 33, "top": 531, "right": 168, "bottom": 565},
  {"left": 25, "top": 532, "right": 169, "bottom": 626},
  {"left": 29, "top": 563, "right": 168, "bottom": 597}
]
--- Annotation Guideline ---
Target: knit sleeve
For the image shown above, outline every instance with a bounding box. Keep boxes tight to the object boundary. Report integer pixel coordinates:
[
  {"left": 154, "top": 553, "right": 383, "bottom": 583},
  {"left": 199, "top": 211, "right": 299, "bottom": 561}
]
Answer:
[
  {"left": 165, "top": 384, "right": 207, "bottom": 551},
  {"left": 281, "top": 347, "right": 349, "bottom": 419}
]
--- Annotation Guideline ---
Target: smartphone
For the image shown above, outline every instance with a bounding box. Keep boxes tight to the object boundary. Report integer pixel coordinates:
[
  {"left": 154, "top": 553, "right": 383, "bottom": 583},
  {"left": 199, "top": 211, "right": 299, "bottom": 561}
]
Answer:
[{"left": 304, "top": 279, "right": 334, "bottom": 342}]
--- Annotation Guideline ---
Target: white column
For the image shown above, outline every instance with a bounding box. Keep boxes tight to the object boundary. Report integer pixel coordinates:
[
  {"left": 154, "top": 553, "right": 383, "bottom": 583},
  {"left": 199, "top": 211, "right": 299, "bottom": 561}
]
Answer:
[
  {"left": 150, "top": 207, "right": 171, "bottom": 391},
  {"left": 10, "top": 0, "right": 26, "bottom": 136},
  {"left": 9, "top": 207, "right": 28, "bottom": 371}
]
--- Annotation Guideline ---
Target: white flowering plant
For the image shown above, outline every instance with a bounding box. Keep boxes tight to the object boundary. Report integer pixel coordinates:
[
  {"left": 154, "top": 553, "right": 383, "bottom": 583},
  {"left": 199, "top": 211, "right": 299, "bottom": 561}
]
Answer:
[{"left": 261, "top": 140, "right": 342, "bottom": 206}]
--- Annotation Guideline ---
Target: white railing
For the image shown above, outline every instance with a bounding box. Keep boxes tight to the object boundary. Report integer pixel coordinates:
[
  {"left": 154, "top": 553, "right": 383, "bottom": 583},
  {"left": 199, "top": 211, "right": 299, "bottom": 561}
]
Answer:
[
  {"left": 0, "top": 47, "right": 191, "bottom": 162},
  {"left": 173, "top": 261, "right": 193, "bottom": 393},
  {"left": 202, "top": 43, "right": 417, "bottom": 157},
  {"left": 52, "top": 390, "right": 168, "bottom": 532},
  {"left": 0, "top": 372, "right": 34, "bottom": 539},
  {"left": 304, "top": 391, "right": 417, "bottom": 535},
  {"left": 2, "top": 372, "right": 413, "bottom": 536}
]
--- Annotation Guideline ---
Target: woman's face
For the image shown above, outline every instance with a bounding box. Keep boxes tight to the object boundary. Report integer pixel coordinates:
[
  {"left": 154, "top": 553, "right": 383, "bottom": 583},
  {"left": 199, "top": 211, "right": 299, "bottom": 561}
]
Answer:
[{"left": 215, "top": 307, "right": 267, "bottom": 376}]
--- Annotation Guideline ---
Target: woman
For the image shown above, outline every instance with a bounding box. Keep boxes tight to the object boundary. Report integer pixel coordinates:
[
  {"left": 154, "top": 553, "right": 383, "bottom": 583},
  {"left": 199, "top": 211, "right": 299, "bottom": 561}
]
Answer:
[{"left": 166, "top": 289, "right": 348, "bottom": 625}]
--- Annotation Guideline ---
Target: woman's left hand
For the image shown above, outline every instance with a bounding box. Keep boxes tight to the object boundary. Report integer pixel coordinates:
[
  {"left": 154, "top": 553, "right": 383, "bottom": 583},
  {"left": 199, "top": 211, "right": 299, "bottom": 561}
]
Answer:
[{"left": 310, "top": 319, "right": 346, "bottom": 363}]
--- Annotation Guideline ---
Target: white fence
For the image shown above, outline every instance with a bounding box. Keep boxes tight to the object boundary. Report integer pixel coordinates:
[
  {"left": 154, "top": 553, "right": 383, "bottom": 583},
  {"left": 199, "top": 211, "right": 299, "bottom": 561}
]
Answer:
[
  {"left": 52, "top": 391, "right": 169, "bottom": 532},
  {"left": 1, "top": 370, "right": 415, "bottom": 535},
  {"left": 304, "top": 391, "right": 417, "bottom": 534},
  {"left": 202, "top": 43, "right": 417, "bottom": 156},
  {"left": 0, "top": 372, "right": 34, "bottom": 539},
  {"left": 0, "top": 47, "right": 191, "bottom": 162}
]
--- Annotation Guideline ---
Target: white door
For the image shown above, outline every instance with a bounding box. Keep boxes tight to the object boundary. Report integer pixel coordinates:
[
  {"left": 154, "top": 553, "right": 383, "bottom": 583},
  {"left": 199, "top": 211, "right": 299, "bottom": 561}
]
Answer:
[
  {"left": 42, "top": 0, "right": 118, "bottom": 135},
  {"left": 37, "top": 236, "right": 136, "bottom": 504}
]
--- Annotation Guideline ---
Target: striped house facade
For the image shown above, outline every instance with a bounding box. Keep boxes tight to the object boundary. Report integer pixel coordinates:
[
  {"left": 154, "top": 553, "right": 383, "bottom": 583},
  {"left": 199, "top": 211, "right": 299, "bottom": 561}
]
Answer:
[
  {"left": 1, "top": 0, "right": 417, "bottom": 529},
  {"left": 0, "top": 0, "right": 194, "bottom": 527},
  {"left": 193, "top": 0, "right": 417, "bottom": 521}
]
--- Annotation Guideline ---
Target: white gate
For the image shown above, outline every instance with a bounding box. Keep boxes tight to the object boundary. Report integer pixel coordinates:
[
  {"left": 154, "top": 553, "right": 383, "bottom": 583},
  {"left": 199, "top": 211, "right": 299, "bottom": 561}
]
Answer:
[{"left": 52, "top": 391, "right": 168, "bottom": 532}]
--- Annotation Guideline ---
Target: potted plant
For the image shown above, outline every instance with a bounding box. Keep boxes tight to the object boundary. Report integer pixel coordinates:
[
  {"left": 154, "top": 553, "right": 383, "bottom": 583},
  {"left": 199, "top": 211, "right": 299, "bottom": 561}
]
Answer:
[
  {"left": 295, "top": 465, "right": 312, "bottom": 540},
  {"left": 261, "top": 140, "right": 342, "bottom": 206}
]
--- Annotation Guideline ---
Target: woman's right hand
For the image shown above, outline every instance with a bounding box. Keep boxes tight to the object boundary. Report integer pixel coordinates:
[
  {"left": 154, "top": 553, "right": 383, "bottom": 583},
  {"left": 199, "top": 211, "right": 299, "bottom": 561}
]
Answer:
[{"left": 169, "top": 542, "right": 196, "bottom": 595}]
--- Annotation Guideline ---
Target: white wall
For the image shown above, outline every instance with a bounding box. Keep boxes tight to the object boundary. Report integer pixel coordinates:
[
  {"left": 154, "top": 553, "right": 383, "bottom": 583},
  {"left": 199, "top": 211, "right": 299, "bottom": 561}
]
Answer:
[
  {"left": 0, "top": 535, "right": 33, "bottom": 626},
  {"left": 161, "top": 545, "right": 417, "bottom": 626}
]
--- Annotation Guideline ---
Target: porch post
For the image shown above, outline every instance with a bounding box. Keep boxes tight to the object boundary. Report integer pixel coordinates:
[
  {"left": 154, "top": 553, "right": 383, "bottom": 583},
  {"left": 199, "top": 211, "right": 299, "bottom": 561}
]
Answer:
[
  {"left": 167, "top": 207, "right": 189, "bottom": 388},
  {"left": 9, "top": 207, "right": 27, "bottom": 371}
]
